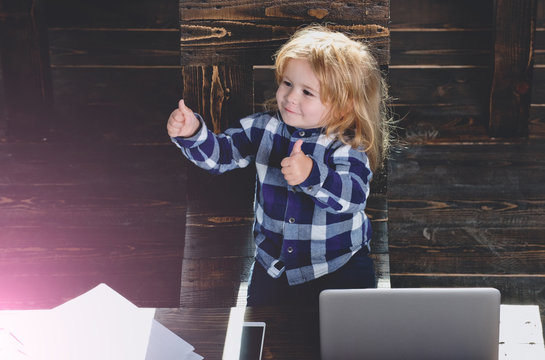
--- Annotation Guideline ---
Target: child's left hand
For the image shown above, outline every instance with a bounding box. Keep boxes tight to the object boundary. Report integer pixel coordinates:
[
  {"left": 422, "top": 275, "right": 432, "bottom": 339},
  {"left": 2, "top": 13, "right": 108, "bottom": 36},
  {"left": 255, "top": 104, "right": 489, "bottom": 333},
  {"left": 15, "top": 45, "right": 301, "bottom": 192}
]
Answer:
[{"left": 281, "top": 139, "right": 313, "bottom": 186}]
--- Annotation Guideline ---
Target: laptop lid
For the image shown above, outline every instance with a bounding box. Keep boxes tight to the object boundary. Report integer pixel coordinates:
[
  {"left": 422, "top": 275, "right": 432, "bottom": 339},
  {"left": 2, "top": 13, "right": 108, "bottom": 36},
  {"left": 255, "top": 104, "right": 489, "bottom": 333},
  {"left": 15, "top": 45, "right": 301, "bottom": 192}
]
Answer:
[{"left": 319, "top": 288, "right": 500, "bottom": 360}]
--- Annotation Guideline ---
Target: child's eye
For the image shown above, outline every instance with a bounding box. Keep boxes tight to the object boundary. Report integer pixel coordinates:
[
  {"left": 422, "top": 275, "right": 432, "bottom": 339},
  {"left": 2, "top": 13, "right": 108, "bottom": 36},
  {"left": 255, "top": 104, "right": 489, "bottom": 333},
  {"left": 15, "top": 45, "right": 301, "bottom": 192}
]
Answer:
[
  {"left": 303, "top": 89, "right": 314, "bottom": 96},
  {"left": 283, "top": 80, "right": 292, "bottom": 87}
]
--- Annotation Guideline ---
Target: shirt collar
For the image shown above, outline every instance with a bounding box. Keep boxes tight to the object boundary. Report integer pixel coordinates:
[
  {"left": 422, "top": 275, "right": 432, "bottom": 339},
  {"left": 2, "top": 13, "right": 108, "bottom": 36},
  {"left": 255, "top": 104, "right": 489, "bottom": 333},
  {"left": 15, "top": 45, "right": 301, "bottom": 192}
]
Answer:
[{"left": 275, "top": 111, "right": 324, "bottom": 138}]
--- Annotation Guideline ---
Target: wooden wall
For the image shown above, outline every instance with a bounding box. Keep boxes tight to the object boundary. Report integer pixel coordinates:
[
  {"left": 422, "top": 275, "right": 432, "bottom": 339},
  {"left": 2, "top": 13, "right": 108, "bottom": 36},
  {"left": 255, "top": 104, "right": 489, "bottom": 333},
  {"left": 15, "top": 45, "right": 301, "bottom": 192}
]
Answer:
[
  {"left": 533, "top": 0, "right": 545, "bottom": 138},
  {"left": 0, "top": 1, "right": 542, "bottom": 143},
  {"left": 390, "top": 0, "right": 493, "bottom": 142},
  {"left": 387, "top": 0, "right": 545, "bottom": 325},
  {"left": 44, "top": 0, "right": 181, "bottom": 143},
  {"left": 0, "top": 0, "right": 187, "bottom": 308},
  {"left": 1, "top": 0, "right": 544, "bottom": 310}
]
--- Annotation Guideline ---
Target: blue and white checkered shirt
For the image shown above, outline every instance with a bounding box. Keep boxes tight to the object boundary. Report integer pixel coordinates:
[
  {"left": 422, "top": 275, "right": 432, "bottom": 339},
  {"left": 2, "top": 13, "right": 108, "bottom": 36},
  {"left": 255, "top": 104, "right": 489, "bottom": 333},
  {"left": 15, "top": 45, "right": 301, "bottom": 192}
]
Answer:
[{"left": 172, "top": 111, "right": 373, "bottom": 285}]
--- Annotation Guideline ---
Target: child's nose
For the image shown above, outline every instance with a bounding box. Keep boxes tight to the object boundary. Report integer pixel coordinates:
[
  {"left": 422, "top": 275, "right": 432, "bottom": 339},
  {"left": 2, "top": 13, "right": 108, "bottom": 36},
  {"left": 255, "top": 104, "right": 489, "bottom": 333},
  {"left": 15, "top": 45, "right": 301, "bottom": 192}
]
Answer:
[{"left": 286, "top": 88, "right": 298, "bottom": 104}]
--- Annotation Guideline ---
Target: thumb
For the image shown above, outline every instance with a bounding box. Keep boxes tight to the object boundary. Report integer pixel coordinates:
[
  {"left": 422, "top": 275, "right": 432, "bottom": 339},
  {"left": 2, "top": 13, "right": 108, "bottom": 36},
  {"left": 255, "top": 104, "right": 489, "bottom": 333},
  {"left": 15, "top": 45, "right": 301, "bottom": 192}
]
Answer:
[
  {"left": 290, "top": 139, "right": 304, "bottom": 156},
  {"left": 178, "top": 99, "right": 193, "bottom": 115}
]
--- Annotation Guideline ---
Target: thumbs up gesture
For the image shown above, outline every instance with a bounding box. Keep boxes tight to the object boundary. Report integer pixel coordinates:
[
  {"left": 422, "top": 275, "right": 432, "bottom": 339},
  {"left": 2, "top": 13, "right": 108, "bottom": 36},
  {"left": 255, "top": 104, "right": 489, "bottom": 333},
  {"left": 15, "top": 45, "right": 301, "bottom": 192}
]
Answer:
[
  {"left": 167, "top": 99, "right": 201, "bottom": 138},
  {"left": 281, "top": 139, "right": 313, "bottom": 186}
]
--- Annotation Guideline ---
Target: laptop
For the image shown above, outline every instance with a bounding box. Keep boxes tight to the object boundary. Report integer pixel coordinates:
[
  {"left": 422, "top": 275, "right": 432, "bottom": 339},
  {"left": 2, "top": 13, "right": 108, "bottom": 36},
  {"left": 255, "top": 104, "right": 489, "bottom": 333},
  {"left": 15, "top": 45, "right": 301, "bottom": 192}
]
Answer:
[{"left": 319, "top": 288, "right": 500, "bottom": 360}]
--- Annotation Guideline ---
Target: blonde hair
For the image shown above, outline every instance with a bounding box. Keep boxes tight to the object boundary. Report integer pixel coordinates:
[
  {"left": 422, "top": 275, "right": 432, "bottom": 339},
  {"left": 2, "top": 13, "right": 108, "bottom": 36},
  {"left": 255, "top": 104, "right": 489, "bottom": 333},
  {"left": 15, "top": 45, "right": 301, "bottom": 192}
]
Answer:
[{"left": 274, "top": 25, "right": 391, "bottom": 172}]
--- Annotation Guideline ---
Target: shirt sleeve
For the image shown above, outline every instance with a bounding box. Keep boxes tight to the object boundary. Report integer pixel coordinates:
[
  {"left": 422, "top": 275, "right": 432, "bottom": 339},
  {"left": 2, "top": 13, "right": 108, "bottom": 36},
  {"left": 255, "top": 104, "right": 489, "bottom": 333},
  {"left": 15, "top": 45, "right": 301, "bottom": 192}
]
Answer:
[
  {"left": 298, "top": 144, "right": 372, "bottom": 214},
  {"left": 170, "top": 113, "right": 257, "bottom": 174}
]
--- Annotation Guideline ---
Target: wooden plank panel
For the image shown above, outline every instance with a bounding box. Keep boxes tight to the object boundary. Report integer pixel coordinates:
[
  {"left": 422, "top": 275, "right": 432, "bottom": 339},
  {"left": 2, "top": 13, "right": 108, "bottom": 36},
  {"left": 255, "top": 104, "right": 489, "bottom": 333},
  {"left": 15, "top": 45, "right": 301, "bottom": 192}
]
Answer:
[
  {"left": 390, "top": 0, "right": 493, "bottom": 29},
  {"left": 389, "top": 67, "right": 490, "bottom": 105},
  {"left": 45, "top": 0, "right": 179, "bottom": 28},
  {"left": 0, "top": 0, "right": 53, "bottom": 139},
  {"left": 182, "top": 65, "right": 254, "bottom": 133},
  {"left": 538, "top": 0, "right": 545, "bottom": 28},
  {"left": 179, "top": 257, "right": 253, "bottom": 307},
  {"left": 532, "top": 68, "right": 545, "bottom": 104},
  {"left": 0, "top": 142, "right": 187, "bottom": 308},
  {"left": 389, "top": 142, "right": 545, "bottom": 310},
  {"left": 180, "top": 0, "right": 390, "bottom": 66},
  {"left": 489, "top": 0, "right": 536, "bottom": 137},
  {"left": 50, "top": 67, "right": 182, "bottom": 143},
  {"left": 180, "top": 21, "right": 390, "bottom": 66},
  {"left": 180, "top": 0, "right": 390, "bottom": 24},
  {"left": 393, "top": 104, "right": 489, "bottom": 143},
  {"left": 530, "top": 105, "right": 545, "bottom": 139},
  {"left": 389, "top": 226, "right": 545, "bottom": 274},
  {"left": 388, "top": 143, "right": 545, "bottom": 198},
  {"left": 48, "top": 29, "right": 180, "bottom": 66},
  {"left": 535, "top": 29, "right": 545, "bottom": 64},
  {"left": 390, "top": 30, "right": 492, "bottom": 66}
]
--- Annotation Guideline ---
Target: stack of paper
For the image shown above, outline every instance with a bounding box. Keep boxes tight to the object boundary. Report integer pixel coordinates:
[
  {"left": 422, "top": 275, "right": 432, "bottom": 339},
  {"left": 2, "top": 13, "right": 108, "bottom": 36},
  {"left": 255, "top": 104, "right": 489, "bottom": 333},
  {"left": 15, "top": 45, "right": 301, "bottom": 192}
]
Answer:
[{"left": 0, "top": 283, "right": 202, "bottom": 360}]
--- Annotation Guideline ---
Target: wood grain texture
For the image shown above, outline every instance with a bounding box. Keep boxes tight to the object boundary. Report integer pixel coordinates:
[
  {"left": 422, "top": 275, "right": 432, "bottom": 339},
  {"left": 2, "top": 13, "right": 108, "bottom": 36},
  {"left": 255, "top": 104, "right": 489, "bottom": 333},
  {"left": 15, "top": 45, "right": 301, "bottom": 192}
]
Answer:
[
  {"left": 48, "top": 29, "right": 180, "bottom": 67},
  {"left": 390, "top": 30, "right": 492, "bottom": 66},
  {"left": 489, "top": 0, "right": 537, "bottom": 138},
  {"left": 44, "top": 0, "right": 179, "bottom": 28},
  {"left": 179, "top": 0, "right": 390, "bottom": 65},
  {"left": 0, "top": 0, "right": 53, "bottom": 139},
  {"left": 182, "top": 65, "right": 254, "bottom": 133},
  {"left": 388, "top": 142, "right": 545, "bottom": 309},
  {"left": 49, "top": 67, "right": 182, "bottom": 143},
  {"left": 390, "top": 0, "right": 493, "bottom": 29},
  {"left": 0, "top": 142, "right": 187, "bottom": 308}
]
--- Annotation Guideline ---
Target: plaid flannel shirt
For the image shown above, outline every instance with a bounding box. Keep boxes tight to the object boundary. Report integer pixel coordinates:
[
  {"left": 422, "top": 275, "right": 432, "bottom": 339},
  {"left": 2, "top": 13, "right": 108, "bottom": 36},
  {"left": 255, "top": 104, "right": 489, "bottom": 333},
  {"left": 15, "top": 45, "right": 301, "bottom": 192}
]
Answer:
[{"left": 172, "top": 111, "right": 373, "bottom": 285}]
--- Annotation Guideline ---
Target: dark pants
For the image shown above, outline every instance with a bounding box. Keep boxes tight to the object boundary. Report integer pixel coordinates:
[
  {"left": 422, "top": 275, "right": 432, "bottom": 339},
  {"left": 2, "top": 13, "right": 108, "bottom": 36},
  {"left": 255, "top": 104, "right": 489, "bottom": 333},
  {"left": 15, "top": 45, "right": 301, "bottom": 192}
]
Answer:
[{"left": 246, "top": 248, "right": 376, "bottom": 308}]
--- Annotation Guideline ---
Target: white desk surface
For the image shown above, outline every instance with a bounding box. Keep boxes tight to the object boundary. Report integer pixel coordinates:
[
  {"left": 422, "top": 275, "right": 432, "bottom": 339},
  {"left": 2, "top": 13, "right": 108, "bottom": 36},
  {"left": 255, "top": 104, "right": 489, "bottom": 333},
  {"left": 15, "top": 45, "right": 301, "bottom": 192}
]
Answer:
[{"left": 499, "top": 305, "right": 545, "bottom": 359}]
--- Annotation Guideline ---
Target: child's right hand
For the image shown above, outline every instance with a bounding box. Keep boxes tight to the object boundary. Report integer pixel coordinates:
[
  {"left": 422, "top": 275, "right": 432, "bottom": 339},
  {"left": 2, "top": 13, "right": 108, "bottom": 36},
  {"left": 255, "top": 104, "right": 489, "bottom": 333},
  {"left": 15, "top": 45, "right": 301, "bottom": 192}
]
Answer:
[{"left": 167, "top": 99, "right": 201, "bottom": 138}]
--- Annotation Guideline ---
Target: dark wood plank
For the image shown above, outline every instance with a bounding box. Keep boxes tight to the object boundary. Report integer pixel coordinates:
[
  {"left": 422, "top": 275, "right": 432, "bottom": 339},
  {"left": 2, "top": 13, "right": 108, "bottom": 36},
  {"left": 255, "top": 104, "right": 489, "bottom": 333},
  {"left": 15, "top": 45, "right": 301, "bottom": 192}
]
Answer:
[
  {"left": 392, "top": 104, "right": 489, "bottom": 143},
  {"left": 0, "top": 0, "right": 53, "bottom": 139},
  {"left": 49, "top": 67, "right": 182, "bottom": 143},
  {"left": 532, "top": 68, "right": 545, "bottom": 104},
  {"left": 535, "top": 29, "right": 545, "bottom": 64},
  {"left": 389, "top": 225, "right": 545, "bottom": 273},
  {"left": 181, "top": 0, "right": 390, "bottom": 24},
  {"left": 489, "top": 0, "right": 536, "bottom": 138},
  {"left": 389, "top": 67, "right": 490, "bottom": 106},
  {"left": 390, "top": 0, "right": 493, "bottom": 29},
  {"left": 389, "top": 142, "right": 545, "bottom": 318},
  {"left": 48, "top": 29, "right": 180, "bottom": 67},
  {"left": 180, "top": 21, "right": 390, "bottom": 66},
  {"left": 182, "top": 65, "right": 254, "bottom": 133},
  {"left": 45, "top": 0, "right": 179, "bottom": 28},
  {"left": 388, "top": 143, "right": 545, "bottom": 198},
  {"left": 0, "top": 58, "right": 7, "bottom": 139},
  {"left": 0, "top": 142, "right": 187, "bottom": 308},
  {"left": 539, "top": 0, "right": 545, "bottom": 27},
  {"left": 389, "top": 67, "right": 491, "bottom": 142},
  {"left": 390, "top": 30, "right": 492, "bottom": 66},
  {"left": 530, "top": 105, "right": 545, "bottom": 139},
  {"left": 179, "top": 0, "right": 390, "bottom": 66}
]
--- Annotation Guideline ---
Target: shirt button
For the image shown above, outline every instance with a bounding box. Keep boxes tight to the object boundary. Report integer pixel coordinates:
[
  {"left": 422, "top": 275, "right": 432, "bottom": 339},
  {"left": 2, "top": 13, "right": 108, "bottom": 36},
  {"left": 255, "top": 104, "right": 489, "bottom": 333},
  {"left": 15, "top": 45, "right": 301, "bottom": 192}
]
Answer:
[
  {"left": 299, "top": 131, "right": 305, "bottom": 137},
  {"left": 287, "top": 247, "right": 294, "bottom": 253},
  {"left": 288, "top": 217, "right": 295, "bottom": 223},
  {"left": 307, "top": 186, "right": 313, "bottom": 191}
]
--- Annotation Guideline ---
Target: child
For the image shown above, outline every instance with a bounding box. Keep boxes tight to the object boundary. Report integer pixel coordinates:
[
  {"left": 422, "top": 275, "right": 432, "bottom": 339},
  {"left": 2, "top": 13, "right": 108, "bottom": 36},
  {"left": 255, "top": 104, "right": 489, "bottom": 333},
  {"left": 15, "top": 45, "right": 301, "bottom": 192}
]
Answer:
[{"left": 167, "top": 25, "right": 391, "bottom": 307}]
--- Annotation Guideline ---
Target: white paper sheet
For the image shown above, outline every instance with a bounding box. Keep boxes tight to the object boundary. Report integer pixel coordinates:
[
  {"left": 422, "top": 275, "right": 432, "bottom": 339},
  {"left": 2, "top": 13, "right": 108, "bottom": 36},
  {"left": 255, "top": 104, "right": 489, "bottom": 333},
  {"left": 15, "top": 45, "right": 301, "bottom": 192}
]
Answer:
[{"left": 0, "top": 284, "right": 201, "bottom": 360}]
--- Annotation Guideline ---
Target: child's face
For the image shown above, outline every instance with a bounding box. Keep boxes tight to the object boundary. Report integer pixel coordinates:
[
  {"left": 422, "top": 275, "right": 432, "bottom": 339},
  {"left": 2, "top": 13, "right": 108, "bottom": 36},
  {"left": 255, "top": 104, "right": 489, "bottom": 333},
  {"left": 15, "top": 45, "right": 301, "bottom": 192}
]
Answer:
[{"left": 276, "top": 58, "right": 331, "bottom": 129}]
